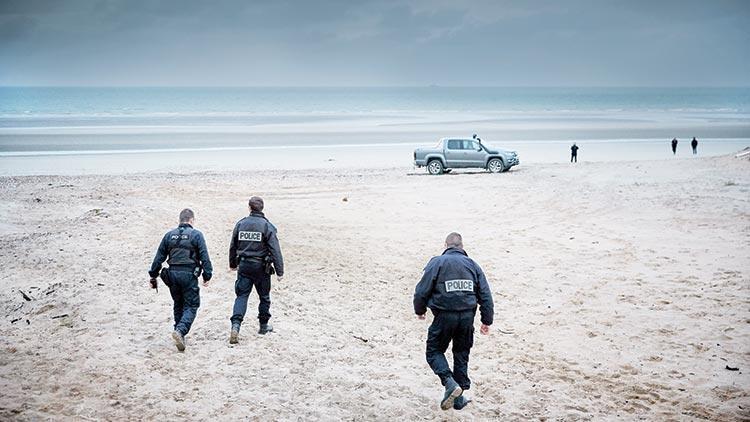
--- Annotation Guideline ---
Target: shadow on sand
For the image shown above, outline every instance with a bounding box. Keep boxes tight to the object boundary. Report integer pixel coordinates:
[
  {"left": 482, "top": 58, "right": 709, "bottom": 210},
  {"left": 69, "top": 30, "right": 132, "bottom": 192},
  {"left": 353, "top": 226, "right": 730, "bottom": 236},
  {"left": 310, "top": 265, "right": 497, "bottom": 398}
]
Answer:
[{"left": 406, "top": 168, "right": 524, "bottom": 176}]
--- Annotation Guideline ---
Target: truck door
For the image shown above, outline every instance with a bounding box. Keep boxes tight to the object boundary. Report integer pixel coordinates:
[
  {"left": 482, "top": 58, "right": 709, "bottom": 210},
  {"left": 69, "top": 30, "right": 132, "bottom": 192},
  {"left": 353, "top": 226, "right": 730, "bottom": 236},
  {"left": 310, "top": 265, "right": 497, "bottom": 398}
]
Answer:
[
  {"left": 444, "top": 139, "right": 465, "bottom": 167},
  {"left": 463, "top": 140, "right": 486, "bottom": 167}
]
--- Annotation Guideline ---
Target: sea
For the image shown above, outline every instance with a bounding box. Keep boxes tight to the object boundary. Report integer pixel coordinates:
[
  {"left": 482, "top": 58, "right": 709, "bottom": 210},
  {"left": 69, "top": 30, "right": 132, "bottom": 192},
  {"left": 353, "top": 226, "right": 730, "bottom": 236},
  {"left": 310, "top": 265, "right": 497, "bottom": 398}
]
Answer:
[{"left": 1, "top": 87, "right": 748, "bottom": 174}]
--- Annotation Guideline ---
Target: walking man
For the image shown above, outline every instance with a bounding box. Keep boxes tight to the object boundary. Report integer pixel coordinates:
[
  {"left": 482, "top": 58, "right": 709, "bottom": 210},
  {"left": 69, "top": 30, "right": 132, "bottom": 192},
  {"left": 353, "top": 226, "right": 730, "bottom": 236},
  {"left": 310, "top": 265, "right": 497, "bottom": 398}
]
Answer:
[
  {"left": 148, "top": 208, "right": 213, "bottom": 352},
  {"left": 570, "top": 143, "right": 579, "bottom": 163},
  {"left": 671, "top": 138, "right": 678, "bottom": 155},
  {"left": 414, "top": 232, "right": 494, "bottom": 411},
  {"left": 691, "top": 137, "right": 698, "bottom": 155},
  {"left": 229, "top": 196, "right": 284, "bottom": 342}
]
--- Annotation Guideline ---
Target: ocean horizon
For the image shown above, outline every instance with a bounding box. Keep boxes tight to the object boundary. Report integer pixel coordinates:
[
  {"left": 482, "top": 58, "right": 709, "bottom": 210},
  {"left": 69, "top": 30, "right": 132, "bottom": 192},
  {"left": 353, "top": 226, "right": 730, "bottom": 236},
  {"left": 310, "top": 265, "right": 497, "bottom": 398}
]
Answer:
[{"left": 3, "top": 86, "right": 749, "bottom": 115}]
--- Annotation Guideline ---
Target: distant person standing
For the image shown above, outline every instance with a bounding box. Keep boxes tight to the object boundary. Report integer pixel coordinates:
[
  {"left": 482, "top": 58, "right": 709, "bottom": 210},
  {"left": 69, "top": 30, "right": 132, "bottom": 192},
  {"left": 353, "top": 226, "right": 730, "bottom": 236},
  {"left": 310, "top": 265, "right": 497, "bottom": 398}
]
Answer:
[
  {"left": 228, "top": 196, "right": 284, "bottom": 342},
  {"left": 570, "top": 143, "right": 579, "bottom": 163},
  {"left": 671, "top": 138, "right": 678, "bottom": 155},
  {"left": 148, "top": 208, "right": 213, "bottom": 352},
  {"left": 414, "top": 232, "right": 494, "bottom": 411},
  {"left": 691, "top": 137, "right": 698, "bottom": 155},
  {"left": 472, "top": 133, "right": 482, "bottom": 144}
]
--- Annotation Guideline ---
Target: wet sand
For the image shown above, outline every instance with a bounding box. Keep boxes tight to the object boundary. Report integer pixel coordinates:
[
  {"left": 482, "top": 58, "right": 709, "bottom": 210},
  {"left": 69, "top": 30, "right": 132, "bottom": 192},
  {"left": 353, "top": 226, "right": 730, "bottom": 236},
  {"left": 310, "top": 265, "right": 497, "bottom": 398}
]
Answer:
[{"left": 0, "top": 155, "right": 748, "bottom": 420}]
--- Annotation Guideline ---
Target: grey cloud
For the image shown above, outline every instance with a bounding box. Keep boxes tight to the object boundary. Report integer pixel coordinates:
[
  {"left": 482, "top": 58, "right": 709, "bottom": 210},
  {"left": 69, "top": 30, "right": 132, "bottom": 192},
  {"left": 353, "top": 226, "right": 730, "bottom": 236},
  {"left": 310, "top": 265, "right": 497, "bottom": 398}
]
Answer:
[
  {"left": 0, "top": 0, "right": 748, "bottom": 86},
  {"left": 0, "top": 15, "right": 38, "bottom": 41}
]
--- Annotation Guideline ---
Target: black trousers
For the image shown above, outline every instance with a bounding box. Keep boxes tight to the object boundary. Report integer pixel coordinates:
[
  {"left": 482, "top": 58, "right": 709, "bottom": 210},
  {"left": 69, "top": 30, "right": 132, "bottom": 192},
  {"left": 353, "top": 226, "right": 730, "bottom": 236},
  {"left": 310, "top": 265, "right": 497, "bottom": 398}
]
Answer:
[
  {"left": 231, "top": 260, "right": 271, "bottom": 326},
  {"left": 164, "top": 270, "right": 200, "bottom": 336},
  {"left": 426, "top": 309, "right": 475, "bottom": 390},
  {"left": 571, "top": 153, "right": 577, "bottom": 162}
]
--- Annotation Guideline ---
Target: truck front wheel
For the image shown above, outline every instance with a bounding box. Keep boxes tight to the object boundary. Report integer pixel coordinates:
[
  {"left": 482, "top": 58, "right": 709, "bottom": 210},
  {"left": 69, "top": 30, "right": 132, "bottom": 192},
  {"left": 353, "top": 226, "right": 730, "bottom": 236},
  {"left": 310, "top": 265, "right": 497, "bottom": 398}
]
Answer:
[
  {"left": 427, "top": 159, "right": 444, "bottom": 175},
  {"left": 488, "top": 158, "right": 504, "bottom": 173}
]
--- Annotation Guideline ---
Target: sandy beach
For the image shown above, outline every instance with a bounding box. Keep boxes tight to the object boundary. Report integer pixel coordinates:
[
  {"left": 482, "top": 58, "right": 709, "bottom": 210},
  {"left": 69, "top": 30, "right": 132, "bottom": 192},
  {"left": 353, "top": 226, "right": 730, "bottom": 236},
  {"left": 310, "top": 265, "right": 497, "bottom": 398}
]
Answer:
[{"left": 0, "top": 154, "right": 748, "bottom": 420}]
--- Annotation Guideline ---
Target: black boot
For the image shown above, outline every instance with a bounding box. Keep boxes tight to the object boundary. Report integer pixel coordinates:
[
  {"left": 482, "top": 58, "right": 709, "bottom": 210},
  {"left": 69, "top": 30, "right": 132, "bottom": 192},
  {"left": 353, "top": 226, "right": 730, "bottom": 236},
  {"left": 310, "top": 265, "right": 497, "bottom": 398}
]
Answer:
[
  {"left": 229, "top": 324, "right": 240, "bottom": 344},
  {"left": 171, "top": 330, "right": 186, "bottom": 352},
  {"left": 440, "top": 377, "right": 462, "bottom": 410},
  {"left": 453, "top": 395, "right": 471, "bottom": 410},
  {"left": 258, "top": 323, "right": 273, "bottom": 335}
]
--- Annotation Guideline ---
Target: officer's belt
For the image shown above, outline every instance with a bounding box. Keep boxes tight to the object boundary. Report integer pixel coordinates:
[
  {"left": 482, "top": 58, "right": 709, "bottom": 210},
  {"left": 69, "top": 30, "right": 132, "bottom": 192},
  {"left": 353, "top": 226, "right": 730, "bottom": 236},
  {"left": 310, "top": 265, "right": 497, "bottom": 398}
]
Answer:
[
  {"left": 168, "top": 264, "right": 196, "bottom": 272},
  {"left": 239, "top": 256, "right": 264, "bottom": 263}
]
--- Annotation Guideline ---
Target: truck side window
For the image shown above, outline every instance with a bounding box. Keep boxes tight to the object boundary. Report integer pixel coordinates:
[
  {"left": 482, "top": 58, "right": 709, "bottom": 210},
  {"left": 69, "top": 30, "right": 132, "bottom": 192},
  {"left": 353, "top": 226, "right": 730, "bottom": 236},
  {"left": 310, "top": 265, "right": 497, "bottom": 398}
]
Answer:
[
  {"left": 462, "top": 140, "right": 478, "bottom": 150},
  {"left": 447, "top": 140, "right": 461, "bottom": 150}
]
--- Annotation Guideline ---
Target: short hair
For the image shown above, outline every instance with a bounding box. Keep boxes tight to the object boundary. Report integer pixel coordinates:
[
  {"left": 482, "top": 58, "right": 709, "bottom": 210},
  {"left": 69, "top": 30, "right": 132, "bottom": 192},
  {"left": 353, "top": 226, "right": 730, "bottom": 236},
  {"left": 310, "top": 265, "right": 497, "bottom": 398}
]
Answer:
[
  {"left": 179, "top": 208, "right": 194, "bottom": 223},
  {"left": 248, "top": 196, "right": 264, "bottom": 212},
  {"left": 445, "top": 232, "right": 463, "bottom": 248}
]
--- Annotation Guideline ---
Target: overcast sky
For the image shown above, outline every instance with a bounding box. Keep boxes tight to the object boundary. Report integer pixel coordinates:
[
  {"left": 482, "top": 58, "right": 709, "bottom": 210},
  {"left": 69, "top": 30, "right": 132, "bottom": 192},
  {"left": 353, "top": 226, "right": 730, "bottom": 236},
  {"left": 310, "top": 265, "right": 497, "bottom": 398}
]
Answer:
[{"left": 0, "top": 0, "right": 748, "bottom": 86}]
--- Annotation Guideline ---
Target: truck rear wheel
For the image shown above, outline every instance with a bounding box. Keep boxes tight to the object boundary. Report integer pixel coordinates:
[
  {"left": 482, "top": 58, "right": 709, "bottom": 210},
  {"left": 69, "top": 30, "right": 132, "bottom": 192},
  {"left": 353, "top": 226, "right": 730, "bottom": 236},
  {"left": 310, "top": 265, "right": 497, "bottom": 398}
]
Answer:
[
  {"left": 488, "top": 158, "right": 504, "bottom": 173},
  {"left": 427, "top": 159, "right": 444, "bottom": 175}
]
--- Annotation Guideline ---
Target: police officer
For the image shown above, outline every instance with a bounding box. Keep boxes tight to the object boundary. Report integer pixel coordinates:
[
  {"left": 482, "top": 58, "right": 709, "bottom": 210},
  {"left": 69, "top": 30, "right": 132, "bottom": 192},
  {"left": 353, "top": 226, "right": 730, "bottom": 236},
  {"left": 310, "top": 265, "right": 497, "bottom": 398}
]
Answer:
[
  {"left": 414, "top": 232, "right": 494, "bottom": 411},
  {"left": 148, "top": 208, "right": 213, "bottom": 352},
  {"left": 228, "top": 196, "right": 284, "bottom": 342}
]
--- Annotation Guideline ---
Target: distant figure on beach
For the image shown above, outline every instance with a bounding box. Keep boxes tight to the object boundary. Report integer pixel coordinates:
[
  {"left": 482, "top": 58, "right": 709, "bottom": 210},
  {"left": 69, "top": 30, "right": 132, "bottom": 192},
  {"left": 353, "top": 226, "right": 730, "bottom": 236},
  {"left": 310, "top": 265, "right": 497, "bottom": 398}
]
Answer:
[
  {"left": 671, "top": 138, "right": 678, "bottom": 155},
  {"left": 414, "top": 232, "right": 494, "bottom": 411},
  {"left": 148, "top": 208, "right": 213, "bottom": 352},
  {"left": 229, "top": 196, "right": 284, "bottom": 342},
  {"left": 570, "top": 143, "right": 579, "bottom": 163},
  {"left": 472, "top": 133, "right": 482, "bottom": 144},
  {"left": 691, "top": 137, "right": 698, "bottom": 155}
]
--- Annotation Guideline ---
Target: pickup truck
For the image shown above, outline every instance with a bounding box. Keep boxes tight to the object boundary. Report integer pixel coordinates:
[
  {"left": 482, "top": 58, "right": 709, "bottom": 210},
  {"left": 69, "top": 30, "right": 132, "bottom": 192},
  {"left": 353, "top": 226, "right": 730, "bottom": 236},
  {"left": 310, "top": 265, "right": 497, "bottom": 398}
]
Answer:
[{"left": 414, "top": 138, "right": 519, "bottom": 175}]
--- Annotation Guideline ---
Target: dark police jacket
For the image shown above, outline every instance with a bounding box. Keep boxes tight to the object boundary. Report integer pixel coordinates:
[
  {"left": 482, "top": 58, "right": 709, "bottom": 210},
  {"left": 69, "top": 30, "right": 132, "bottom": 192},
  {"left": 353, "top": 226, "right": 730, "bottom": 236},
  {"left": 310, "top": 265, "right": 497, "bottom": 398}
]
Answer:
[
  {"left": 148, "top": 223, "right": 213, "bottom": 281},
  {"left": 229, "top": 211, "right": 284, "bottom": 277},
  {"left": 413, "top": 247, "right": 494, "bottom": 326}
]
